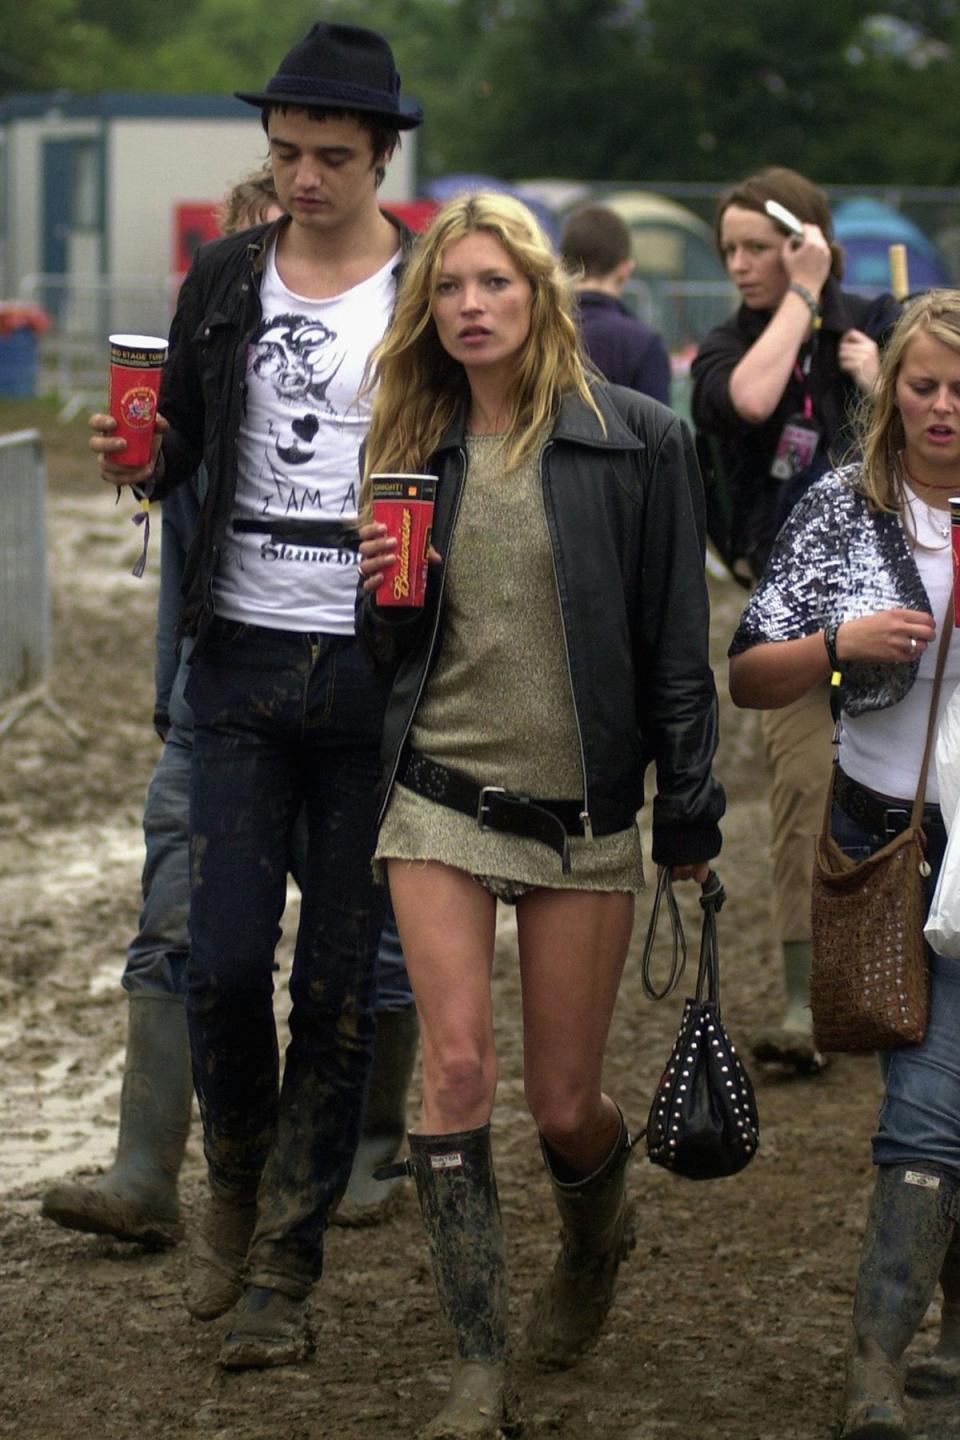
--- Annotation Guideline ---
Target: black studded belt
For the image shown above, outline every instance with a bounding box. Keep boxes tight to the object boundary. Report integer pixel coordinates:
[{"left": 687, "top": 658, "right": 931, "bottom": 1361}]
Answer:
[
  {"left": 833, "top": 765, "right": 942, "bottom": 840},
  {"left": 396, "top": 750, "right": 587, "bottom": 874}
]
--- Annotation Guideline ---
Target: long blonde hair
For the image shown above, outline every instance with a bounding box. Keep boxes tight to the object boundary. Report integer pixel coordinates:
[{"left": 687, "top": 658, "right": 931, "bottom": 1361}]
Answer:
[
  {"left": 361, "top": 191, "right": 600, "bottom": 508},
  {"left": 858, "top": 289, "right": 960, "bottom": 513}
]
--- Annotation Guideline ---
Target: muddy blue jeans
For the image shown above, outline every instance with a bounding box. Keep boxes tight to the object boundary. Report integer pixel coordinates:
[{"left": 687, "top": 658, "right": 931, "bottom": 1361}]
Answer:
[
  {"left": 830, "top": 800, "right": 960, "bottom": 1181},
  {"left": 122, "top": 665, "right": 411, "bottom": 1008},
  {"left": 123, "top": 640, "right": 194, "bottom": 997},
  {"left": 184, "top": 618, "right": 388, "bottom": 1293}
]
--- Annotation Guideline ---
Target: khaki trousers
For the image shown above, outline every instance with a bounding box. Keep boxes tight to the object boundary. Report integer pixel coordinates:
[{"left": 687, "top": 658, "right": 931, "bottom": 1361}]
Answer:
[{"left": 759, "top": 681, "right": 834, "bottom": 945}]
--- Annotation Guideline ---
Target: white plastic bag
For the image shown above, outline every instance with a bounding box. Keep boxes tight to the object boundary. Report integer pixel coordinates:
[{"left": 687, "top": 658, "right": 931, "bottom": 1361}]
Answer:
[{"left": 924, "top": 679, "right": 960, "bottom": 957}]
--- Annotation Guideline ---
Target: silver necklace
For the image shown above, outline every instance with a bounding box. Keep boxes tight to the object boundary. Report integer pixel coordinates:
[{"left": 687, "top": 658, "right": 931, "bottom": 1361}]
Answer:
[{"left": 924, "top": 503, "right": 950, "bottom": 540}]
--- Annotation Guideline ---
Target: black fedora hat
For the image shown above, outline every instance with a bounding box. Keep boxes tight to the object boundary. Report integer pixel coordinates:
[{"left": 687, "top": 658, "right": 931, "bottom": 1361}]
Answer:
[{"left": 235, "top": 22, "right": 423, "bottom": 129}]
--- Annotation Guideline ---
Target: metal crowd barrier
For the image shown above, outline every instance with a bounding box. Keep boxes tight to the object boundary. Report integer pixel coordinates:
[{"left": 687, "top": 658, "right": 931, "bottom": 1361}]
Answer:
[
  {"left": 0, "top": 429, "right": 84, "bottom": 742},
  {"left": 0, "top": 429, "right": 49, "bottom": 703},
  {"left": 19, "top": 273, "right": 179, "bottom": 419}
]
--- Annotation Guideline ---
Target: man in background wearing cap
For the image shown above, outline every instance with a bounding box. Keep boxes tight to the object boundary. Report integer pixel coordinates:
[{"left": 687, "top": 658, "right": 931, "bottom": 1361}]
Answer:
[{"left": 89, "top": 22, "right": 422, "bottom": 1371}]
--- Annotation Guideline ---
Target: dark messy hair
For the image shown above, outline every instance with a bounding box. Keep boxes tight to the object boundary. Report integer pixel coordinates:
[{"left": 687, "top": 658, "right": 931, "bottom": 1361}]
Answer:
[{"left": 263, "top": 104, "right": 399, "bottom": 186}]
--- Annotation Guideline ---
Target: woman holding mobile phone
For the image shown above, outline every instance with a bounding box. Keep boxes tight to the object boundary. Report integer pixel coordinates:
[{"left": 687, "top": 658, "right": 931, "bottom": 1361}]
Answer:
[{"left": 691, "top": 166, "right": 900, "bottom": 1077}]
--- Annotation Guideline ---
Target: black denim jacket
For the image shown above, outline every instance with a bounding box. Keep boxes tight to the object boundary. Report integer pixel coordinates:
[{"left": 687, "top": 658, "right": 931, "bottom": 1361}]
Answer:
[{"left": 155, "top": 212, "right": 416, "bottom": 654}]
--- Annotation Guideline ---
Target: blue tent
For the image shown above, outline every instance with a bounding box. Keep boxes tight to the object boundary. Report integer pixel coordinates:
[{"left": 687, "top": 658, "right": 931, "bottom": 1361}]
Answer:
[
  {"left": 422, "top": 174, "right": 561, "bottom": 243},
  {"left": 833, "top": 197, "right": 952, "bottom": 292}
]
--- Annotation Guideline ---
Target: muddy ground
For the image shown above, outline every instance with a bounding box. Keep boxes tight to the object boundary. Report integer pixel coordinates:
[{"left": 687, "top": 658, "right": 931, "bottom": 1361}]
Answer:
[{"left": 0, "top": 396, "right": 957, "bottom": 1439}]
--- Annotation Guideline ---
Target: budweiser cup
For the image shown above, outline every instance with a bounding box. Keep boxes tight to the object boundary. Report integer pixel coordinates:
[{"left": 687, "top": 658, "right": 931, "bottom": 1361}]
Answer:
[
  {"left": 951, "top": 497, "right": 960, "bottom": 626},
  {"left": 108, "top": 333, "right": 168, "bottom": 467},
  {"left": 371, "top": 473, "right": 437, "bottom": 607}
]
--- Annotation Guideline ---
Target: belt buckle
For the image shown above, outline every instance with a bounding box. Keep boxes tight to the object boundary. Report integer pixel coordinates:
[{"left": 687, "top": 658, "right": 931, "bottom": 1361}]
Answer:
[
  {"left": 477, "top": 786, "right": 506, "bottom": 828},
  {"left": 883, "top": 806, "right": 910, "bottom": 841}
]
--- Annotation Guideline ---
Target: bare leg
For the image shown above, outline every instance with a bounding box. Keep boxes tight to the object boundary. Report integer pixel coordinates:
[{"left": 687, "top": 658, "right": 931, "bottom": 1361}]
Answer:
[
  {"left": 387, "top": 859, "right": 499, "bottom": 1133},
  {"left": 516, "top": 887, "right": 637, "bottom": 1370},
  {"left": 517, "top": 886, "right": 634, "bottom": 1172},
  {"left": 386, "top": 860, "right": 507, "bottom": 1439}
]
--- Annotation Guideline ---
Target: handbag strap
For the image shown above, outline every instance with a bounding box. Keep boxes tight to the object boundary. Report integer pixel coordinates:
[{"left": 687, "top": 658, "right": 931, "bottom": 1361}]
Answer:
[
  {"left": 640, "top": 867, "right": 686, "bottom": 1000},
  {"left": 693, "top": 869, "right": 727, "bottom": 1007},
  {"left": 820, "top": 601, "right": 955, "bottom": 837},
  {"left": 912, "top": 603, "right": 955, "bottom": 827},
  {"left": 640, "top": 869, "right": 725, "bottom": 1004}
]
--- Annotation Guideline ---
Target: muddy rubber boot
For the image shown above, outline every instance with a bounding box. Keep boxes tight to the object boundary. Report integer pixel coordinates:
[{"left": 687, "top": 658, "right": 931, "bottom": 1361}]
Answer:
[
  {"left": 183, "top": 1185, "right": 258, "bottom": 1321},
  {"left": 906, "top": 1226, "right": 960, "bottom": 1397},
  {"left": 41, "top": 993, "right": 192, "bottom": 1248},
  {"left": 526, "top": 1109, "right": 636, "bottom": 1371},
  {"left": 332, "top": 1004, "right": 419, "bottom": 1227},
  {"left": 218, "top": 1285, "right": 315, "bottom": 1370},
  {"left": 750, "top": 941, "right": 828, "bottom": 1076},
  {"left": 839, "top": 1165, "right": 957, "bottom": 1439},
  {"left": 409, "top": 1125, "right": 509, "bottom": 1440}
]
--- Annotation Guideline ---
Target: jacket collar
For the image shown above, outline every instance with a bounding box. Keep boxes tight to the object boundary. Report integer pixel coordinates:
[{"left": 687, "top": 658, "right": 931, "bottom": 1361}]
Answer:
[
  {"left": 244, "top": 209, "right": 417, "bottom": 276},
  {"left": 434, "top": 382, "right": 644, "bottom": 455},
  {"left": 576, "top": 289, "right": 628, "bottom": 316}
]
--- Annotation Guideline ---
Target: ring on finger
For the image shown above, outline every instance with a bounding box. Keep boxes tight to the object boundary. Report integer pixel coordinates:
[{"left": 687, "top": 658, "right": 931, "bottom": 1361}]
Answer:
[{"left": 910, "top": 636, "right": 918, "bottom": 652}]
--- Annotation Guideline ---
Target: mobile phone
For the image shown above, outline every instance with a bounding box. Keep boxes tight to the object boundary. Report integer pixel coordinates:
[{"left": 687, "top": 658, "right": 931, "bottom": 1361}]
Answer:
[{"left": 764, "top": 199, "right": 804, "bottom": 241}]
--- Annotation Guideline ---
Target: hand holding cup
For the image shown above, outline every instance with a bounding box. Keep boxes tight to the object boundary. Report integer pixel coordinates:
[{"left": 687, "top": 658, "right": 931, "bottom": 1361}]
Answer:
[
  {"left": 90, "top": 410, "right": 169, "bottom": 488},
  {"left": 96, "top": 332, "right": 168, "bottom": 487},
  {"left": 362, "top": 474, "right": 438, "bottom": 606}
]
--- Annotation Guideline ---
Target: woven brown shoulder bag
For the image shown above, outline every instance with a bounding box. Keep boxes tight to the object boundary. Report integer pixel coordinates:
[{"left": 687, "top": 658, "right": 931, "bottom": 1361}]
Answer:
[{"left": 810, "top": 609, "right": 952, "bottom": 1052}]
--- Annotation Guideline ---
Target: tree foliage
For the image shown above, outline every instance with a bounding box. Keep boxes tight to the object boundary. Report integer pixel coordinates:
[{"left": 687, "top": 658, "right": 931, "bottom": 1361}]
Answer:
[{"left": 5, "top": 0, "right": 960, "bottom": 187}]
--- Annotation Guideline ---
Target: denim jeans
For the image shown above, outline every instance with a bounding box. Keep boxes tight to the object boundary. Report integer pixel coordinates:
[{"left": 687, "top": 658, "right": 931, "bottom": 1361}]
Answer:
[
  {"left": 184, "top": 619, "right": 389, "bottom": 1292},
  {"left": 830, "top": 799, "right": 960, "bottom": 1181},
  {"left": 123, "top": 653, "right": 412, "bottom": 1009},
  {"left": 123, "top": 641, "right": 194, "bottom": 997}
]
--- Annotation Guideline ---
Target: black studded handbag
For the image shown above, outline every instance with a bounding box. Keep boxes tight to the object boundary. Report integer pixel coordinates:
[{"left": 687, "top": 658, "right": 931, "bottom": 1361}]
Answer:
[{"left": 640, "top": 870, "right": 759, "bottom": 1181}]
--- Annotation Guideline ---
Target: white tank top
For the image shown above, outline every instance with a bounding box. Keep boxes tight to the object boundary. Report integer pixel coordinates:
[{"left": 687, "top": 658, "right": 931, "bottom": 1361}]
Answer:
[{"left": 839, "top": 489, "right": 960, "bottom": 803}]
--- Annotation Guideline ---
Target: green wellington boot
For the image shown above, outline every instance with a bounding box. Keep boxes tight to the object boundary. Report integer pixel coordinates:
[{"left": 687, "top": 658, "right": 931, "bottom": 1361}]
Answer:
[
  {"left": 751, "top": 940, "right": 828, "bottom": 1075},
  {"left": 527, "top": 1109, "right": 636, "bottom": 1371},
  {"left": 42, "top": 993, "right": 192, "bottom": 1247},
  {"left": 409, "top": 1125, "right": 510, "bottom": 1440},
  {"left": 905, "top": 1225, "right": 960, "bottom": 1397},
  {"left": 333, "top": 1004, "right": 419, "bottom": 1226},
  {"left": 839, "top": 1165, "right": 957, "bottom": 1440}
]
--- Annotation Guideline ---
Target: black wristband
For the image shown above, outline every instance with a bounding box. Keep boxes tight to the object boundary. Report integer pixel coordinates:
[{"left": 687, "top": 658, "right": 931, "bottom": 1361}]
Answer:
[{"left": 823, "top": 621, "right": 841, "bottom": 675}]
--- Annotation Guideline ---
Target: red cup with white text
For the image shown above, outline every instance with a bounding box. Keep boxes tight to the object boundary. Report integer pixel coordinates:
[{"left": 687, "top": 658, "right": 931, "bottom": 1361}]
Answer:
[
  {"left": 371, "top": 473, "right": 437, "bottom": 607},
  {"left": 108, "top": 333, "right": 167, "bottom": 468}
]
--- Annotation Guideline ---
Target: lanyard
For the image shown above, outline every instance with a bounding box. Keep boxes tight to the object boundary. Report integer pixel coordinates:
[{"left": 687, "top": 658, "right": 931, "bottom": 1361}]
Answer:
[
  {"left": 791, "top": 312, "right": 823, "bottom": 422},
  {"left": 792, "top": 352, "right": 814, "bottom": 421}
]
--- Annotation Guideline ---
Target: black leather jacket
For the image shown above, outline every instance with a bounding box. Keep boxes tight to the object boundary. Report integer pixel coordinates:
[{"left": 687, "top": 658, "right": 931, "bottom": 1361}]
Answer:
[
  {"left": 155, "top": 212, "right": 416, "bottom": 652},
  {"left": 357, "top": 384, "right": 725, "bottom": 867}
]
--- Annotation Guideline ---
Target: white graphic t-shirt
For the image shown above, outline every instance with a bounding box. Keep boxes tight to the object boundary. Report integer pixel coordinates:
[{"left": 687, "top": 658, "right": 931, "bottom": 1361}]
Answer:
[{"left": 213, "top": 241, "right": 399, "bottom": 633}]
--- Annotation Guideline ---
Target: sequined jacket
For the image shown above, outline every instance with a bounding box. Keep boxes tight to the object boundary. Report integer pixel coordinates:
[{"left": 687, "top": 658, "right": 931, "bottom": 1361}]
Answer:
[{"left": 729, "top": 465, "right": 929, "bottom": 716}]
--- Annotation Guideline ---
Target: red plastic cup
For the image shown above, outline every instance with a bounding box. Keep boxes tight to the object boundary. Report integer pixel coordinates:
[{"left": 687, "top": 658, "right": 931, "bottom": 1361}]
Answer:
[
  {"left": 951, "top": 497, "right": 960, "bottom": 626},
  {"left": 371, "top": 473, "right": 437, "bottom": 607},
  {"left": 108, "top": 333, "right": 168, "bottom": 468}
]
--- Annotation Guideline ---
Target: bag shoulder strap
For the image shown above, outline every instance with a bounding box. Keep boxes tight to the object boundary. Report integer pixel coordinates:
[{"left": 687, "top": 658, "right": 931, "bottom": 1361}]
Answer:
[
  {"left": 912, "top": 602, "right": 955, "bottom": 826},
  {"left": 820, "top": 601, "right": 954, "bottom": 838}
]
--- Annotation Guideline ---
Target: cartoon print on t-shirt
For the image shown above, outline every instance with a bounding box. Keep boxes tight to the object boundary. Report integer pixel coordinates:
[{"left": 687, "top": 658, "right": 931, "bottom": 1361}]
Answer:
[
  {"left": 227, "top": 309, "right": 356, "bottom": 568},
  {"left": 250, "top": 311, "right": 346, "bottom": 465}
]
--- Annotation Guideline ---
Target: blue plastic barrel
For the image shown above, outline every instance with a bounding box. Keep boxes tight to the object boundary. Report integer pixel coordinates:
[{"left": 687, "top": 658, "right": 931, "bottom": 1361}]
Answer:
[{"left": 0, "top": 329, "right": 38, "bottom": 397}]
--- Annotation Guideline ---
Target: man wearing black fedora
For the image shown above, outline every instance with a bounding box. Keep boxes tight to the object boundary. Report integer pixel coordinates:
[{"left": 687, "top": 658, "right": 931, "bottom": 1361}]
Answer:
[{"left": 89, "top": 21, "right": 422, "bottom": 1371}]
